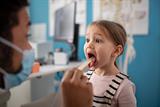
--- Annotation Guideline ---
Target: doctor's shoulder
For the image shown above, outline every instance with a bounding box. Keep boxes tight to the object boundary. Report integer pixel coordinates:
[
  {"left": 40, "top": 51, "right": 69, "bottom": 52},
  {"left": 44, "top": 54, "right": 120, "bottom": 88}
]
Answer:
[{"left": 0, "top": 88, "right": 11, "bottom": 107}]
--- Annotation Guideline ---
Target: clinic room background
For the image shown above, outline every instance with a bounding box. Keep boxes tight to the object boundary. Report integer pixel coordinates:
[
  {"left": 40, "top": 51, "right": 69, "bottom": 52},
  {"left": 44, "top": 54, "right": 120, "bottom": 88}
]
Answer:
[{"left": 8, "top": 0, "right": 160, "bottom": 107}]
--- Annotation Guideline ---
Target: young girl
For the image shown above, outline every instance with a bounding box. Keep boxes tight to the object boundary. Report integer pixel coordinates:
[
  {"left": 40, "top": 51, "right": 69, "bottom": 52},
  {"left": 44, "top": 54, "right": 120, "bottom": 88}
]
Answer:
[{"left": 84, "top": 20, "right": 136, "bottom": 107}]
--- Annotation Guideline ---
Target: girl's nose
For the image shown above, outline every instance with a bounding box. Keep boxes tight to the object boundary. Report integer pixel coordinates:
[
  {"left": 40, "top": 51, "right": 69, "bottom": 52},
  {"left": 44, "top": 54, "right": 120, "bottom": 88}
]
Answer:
[{"left": 88, "top": 41, "right": 94, "bottom": 49}]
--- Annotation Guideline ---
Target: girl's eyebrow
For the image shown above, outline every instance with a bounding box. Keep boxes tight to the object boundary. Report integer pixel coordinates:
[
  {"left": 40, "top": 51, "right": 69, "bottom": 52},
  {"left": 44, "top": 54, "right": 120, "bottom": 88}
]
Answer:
[
  {"left": 85, "top": 33, "right": 104, "bottom": 38},
  {"left": 94, "top": 33, "right": 104, "bottom": 38},
  {"left": 86, "top": 33, "right": 102, "bottom": 36}
]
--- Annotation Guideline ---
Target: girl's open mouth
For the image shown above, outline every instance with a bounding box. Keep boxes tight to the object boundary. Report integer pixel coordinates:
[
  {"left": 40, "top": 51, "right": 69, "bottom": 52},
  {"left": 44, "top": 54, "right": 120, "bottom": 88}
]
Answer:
[{"left": 87, "top": 53, "right": 97, "bottom": 68}]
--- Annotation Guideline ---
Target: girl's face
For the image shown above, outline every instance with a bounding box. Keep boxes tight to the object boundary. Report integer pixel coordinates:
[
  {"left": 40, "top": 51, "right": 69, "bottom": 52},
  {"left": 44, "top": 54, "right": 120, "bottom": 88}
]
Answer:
[{"left": 84, "top": 25, "right": 116, "bottom": 70}]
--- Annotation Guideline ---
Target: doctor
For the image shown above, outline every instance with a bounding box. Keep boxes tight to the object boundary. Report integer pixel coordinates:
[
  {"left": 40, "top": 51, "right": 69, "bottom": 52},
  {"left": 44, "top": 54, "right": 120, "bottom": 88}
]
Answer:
[{"left": 0, "top": 0, "right": 92, "bottom": 107}]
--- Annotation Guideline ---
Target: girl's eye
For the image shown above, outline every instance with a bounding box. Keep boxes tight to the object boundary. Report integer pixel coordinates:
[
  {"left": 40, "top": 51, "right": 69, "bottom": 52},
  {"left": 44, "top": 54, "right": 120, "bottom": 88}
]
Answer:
[
  {"left": 96, "top": 38, "right": 102, "bottom": 43},
  {"left": 86, "top": 38, "right": 90, "bottom": 43}
]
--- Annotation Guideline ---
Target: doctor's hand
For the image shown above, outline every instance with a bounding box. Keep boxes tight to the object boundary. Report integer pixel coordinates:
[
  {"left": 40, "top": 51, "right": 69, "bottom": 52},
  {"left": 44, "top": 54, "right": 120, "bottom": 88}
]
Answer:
[{"left": 60, "top": 68, "right": 93, "bottom": 107}]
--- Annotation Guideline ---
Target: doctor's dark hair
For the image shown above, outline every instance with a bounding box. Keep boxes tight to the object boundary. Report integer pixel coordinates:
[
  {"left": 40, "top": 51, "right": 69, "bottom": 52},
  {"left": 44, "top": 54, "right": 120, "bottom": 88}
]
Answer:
[
  {"left": 90, "top": 20, "right": 127, "bottom": 67},
  {"left": 0, "top": 0, "right": 29, "bottom": 87},
  {"left": 0, "top": 0, "right": 29, "bottom": 37}
]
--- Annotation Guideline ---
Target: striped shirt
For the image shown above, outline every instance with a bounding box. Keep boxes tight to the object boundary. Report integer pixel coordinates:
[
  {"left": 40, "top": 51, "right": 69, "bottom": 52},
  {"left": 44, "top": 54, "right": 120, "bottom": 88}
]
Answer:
[{"left": 86, "top": 71, "right": 137, "bottom": 107}]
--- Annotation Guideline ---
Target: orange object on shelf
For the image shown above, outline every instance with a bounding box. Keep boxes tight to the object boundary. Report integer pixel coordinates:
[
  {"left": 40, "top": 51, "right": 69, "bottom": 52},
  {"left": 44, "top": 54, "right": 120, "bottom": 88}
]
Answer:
[{"left": 32, "top": 62, "right": 40, "bottom": 73}]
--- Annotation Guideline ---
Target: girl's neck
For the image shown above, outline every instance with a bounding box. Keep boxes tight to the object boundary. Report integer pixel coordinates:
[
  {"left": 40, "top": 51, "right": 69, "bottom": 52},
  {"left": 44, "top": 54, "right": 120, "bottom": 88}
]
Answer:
[{"left": 94, "top": 64, "right": 119, "bottom": 76}]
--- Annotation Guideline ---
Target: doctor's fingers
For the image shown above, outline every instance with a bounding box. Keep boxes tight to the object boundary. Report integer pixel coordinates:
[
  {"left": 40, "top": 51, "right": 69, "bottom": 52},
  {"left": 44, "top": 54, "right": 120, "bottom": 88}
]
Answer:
[
  {"left": 71, "top": 68, "right": 83, "bottom": 83},
  {"left": 80, "top": 75, "right": 88, "bottom": 84},
  {"left": 86, "top": 82, "right": 93, "bottom": 91},
  {"left": 81, "top": 76, "right": 93, "bottom": 90},
  {"left": 61, "top": 68, "right": 76, "bottom": 82}
]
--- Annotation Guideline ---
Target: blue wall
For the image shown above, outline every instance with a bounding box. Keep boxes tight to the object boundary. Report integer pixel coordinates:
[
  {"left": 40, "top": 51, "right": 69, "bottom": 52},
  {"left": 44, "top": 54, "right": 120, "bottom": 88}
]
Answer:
[
  {"left": 128, "top": 0, "right": 160, "bottom": 107},
  {"left": 30, "top": 0, "right": 49, "bottom": 38},
  {"left": 30, "top": 0, "right": 160, "bottom": 107}
]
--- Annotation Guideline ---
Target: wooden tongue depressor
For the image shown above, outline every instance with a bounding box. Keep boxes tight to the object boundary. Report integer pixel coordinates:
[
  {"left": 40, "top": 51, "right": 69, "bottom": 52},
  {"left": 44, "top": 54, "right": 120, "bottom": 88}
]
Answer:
[{"left": 78, "top": 57, "right": 94, "bottom": 71}]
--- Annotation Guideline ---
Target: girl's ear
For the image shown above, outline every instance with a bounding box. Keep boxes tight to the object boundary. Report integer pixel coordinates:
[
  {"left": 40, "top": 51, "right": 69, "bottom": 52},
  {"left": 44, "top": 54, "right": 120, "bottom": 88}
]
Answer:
[{"left": 111, "top": 45, "right": 123, "bottom": 57}]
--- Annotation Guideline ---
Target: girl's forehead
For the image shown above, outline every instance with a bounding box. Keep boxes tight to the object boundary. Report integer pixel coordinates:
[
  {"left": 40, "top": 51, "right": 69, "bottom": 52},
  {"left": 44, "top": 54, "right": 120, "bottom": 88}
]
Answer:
[
  {"left": 86, "top": 25, "right": 100, "bottom": 32},
  {"left": 86, "top": 25, "right": 109, "bottom": 37}
]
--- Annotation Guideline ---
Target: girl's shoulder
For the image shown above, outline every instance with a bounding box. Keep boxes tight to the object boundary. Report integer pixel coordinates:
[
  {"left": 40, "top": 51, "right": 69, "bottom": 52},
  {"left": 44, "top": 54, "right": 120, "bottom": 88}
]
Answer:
[
  {"left": 121, "top": 78, "right": 135, "bottom": 90},
  {"left": 114, "top": 72, "right": 135, "bottom": 90},
  {"left": 113, "top": 76, "right": 137, "bottom": 106},
  {"left": 114, "top": 77, "right": 136, "bottom": 98}
]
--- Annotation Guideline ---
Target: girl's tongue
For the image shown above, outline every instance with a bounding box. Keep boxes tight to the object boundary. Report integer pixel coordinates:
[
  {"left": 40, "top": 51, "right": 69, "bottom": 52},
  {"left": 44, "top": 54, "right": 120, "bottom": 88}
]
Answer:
[{"left": 88, "top": 57, "right": 96, "bottom": 68}]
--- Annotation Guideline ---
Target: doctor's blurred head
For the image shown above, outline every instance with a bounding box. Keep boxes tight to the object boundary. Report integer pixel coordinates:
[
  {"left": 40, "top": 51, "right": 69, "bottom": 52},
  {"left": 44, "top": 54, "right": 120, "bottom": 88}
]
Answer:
[{"left": 0, "top": 0, "right": 31, "bottom": 74}]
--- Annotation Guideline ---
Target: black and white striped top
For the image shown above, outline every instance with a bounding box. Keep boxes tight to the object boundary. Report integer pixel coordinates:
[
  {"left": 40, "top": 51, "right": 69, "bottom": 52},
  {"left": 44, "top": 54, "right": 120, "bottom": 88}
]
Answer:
[{"left": 86, "top": 70, "right": 129, "bottom": 107}]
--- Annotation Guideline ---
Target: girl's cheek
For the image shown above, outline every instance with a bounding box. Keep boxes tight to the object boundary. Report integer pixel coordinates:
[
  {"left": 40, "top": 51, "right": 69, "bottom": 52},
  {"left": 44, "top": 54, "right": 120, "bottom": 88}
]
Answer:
[
  {"left": 83, "top": 44, "right": 86, "bottom": 52},
  {"left": 83, "top": 44, "right": 87, "bottom": 57}
]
